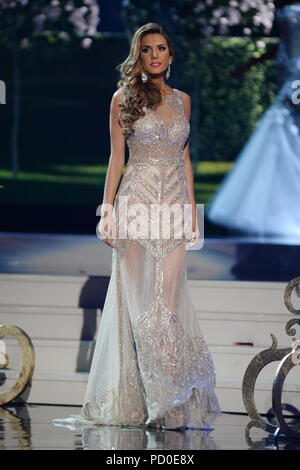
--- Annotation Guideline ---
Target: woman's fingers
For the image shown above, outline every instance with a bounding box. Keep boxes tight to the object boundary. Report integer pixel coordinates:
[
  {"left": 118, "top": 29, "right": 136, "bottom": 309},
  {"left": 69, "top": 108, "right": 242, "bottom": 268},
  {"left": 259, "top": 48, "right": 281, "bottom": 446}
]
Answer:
[
  {"left": 188, "top": 225, "right": 200, "bottom": 247},
  {"left": 98, "top": 215, "right": 118, "bottom": 248},
  {"left": 104, "top": 237, "right": 117, "bottom": 249}
]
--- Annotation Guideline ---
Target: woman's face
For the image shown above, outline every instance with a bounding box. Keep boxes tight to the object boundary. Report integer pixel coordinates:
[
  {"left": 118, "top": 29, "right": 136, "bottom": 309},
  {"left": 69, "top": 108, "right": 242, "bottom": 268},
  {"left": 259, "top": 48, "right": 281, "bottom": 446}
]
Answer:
[{"left": 140, "top": 33, "right": 172, "bottom": 77}]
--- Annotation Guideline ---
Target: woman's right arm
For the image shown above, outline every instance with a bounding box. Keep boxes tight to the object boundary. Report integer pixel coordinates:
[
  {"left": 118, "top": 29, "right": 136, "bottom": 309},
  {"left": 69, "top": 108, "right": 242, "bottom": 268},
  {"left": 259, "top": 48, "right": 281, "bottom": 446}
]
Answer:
[
  {"left": 99, "top": 88, "right": 126, "bottom": 248},
  {"left": 101, "top": 88, "right": 126, "bottom": 210}
]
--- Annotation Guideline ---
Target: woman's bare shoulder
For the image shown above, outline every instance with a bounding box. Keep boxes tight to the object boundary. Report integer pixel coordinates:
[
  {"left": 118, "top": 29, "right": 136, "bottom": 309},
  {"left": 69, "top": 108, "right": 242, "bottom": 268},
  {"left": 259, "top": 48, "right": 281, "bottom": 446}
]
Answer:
[
  {"left": 177, "top": 89, "right": 191, "bottom": 117},
  {"left": 110, "top": 87, "right": 126, "bottom": 113},
  {"left": 176, "top": 90, "right": 191, "bottom": 121},
  {"left": 113, "top": 86, "right": 126, "bottom": 101},
  {"left": 177, "top": 89, "right": 191, "bottom": 103}
]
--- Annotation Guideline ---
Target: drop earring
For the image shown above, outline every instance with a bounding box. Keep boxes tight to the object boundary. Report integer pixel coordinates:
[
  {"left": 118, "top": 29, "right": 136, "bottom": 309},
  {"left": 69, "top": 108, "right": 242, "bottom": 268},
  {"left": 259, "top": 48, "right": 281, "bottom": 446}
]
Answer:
[
  {"left": 141, "top": 71, "right": 148, "bottom": 83},
  {"left": 166, "top": 63, "right": 171, "bottom": 80}
]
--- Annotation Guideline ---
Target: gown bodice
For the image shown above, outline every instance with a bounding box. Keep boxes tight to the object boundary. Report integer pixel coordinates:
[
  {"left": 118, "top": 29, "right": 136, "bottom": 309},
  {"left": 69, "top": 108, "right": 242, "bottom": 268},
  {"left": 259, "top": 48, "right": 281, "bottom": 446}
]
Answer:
[
  {"left": 114, "top": 87, "right": 191, "bottom": 256},
  {"left": 125, "top": 88, "right": 190, "bottom": 165},
  {"left": 276, "top": 5, "right": 300, "bottom": 81}
]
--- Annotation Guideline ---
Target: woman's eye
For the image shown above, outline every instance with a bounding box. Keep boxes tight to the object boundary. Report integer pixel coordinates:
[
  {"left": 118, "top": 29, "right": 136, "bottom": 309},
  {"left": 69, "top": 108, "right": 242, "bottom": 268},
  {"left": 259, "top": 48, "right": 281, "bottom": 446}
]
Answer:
[{"left": 142, "top": 47, "right": 166, "bottom": 53}]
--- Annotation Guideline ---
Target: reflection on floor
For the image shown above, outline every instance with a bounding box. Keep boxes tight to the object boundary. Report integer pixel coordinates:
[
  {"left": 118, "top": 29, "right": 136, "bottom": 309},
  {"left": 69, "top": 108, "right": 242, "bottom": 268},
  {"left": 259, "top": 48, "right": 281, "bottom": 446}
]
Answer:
[{"left": 1, "top": 404, "right": 300, "bottom": 450}]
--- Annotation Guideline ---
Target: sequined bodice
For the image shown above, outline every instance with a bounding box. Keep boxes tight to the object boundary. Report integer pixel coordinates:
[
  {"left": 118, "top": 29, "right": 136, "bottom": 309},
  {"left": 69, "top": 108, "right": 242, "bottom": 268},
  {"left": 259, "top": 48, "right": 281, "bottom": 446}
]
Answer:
[
  {"left": 115, "top": 87, "right": 191, "bottom": 256},
  {"left": 125, "top": 88, "right": 190, "bottom": 162},
  {"left": 276, "top": 5, "right": 300, "bottom": 81}
]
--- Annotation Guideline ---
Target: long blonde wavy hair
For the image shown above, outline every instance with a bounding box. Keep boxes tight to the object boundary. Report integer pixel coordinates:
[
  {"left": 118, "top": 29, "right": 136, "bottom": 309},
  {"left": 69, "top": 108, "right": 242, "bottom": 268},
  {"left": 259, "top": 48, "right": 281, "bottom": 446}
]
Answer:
[{"left": 116, "top": 23, "right": 175, "bottom": 136}]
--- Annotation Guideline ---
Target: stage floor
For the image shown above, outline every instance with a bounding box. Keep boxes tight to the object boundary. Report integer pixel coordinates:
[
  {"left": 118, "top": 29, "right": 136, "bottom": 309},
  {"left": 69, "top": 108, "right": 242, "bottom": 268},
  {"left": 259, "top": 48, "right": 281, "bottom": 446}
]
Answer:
[{"left": 0, "top": 404, "right": 299, "bottom": 451}]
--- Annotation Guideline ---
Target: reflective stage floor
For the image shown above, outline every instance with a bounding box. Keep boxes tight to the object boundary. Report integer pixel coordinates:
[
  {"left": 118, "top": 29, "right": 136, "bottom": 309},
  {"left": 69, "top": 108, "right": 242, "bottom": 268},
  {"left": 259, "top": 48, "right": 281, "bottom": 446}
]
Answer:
[{"left": 1, "top": 404, "right": 300, "bottom": 451}]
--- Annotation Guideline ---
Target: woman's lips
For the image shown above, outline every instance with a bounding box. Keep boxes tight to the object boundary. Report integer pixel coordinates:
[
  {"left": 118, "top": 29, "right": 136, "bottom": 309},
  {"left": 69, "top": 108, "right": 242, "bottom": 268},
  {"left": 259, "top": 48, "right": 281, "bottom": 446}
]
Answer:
[{"left": 150, "top": 63, "right": 161, "bottom": 67}]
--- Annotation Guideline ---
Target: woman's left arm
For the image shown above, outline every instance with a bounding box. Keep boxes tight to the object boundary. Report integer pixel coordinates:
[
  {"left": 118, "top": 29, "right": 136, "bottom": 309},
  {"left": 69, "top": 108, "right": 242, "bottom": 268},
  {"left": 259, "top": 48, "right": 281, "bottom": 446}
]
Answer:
[{"left": 181, "top": 92, "right": 200, "bottom": 246}]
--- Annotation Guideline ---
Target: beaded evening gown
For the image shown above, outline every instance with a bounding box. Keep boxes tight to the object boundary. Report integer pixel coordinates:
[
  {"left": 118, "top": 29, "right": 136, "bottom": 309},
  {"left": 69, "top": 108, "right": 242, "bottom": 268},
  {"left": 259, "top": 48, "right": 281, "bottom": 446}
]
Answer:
[
  {"left": 206, "top": 5, "right": 300, "bottom": 238},
  {"left": 53, "top": 88, "right": 220, "bottom": 430}
]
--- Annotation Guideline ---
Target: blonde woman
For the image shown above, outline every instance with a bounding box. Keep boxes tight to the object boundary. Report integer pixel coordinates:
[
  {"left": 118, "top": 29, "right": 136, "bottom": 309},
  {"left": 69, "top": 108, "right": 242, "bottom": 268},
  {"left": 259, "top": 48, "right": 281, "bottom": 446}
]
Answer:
[{"left": 54, "top": 23, "right": 220, "bottom": 431}]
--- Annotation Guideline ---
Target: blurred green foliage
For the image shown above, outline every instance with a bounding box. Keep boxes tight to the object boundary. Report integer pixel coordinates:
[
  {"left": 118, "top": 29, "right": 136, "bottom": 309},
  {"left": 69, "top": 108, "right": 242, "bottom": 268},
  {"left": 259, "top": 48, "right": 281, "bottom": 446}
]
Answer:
[{"left": 175, "top": 36, "right": 278, "bottom": 162}]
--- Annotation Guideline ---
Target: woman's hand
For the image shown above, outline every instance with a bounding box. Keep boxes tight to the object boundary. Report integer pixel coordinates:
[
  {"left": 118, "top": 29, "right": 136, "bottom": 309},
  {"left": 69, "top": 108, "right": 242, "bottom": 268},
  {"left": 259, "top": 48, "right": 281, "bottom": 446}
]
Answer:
[
  {"left": 98, "top": 211, "right": 118, "bottom": 249},
  {"left": 188, "top": 223, "right": 200, "bottom": 248}
]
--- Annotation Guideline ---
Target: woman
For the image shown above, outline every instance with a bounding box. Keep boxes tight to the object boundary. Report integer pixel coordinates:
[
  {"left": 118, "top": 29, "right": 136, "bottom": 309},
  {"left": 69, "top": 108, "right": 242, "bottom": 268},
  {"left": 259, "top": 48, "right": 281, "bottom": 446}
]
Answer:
[
  {"left": 206, "top": 1, "right": 300, "bottom": 239},
  {"left": 54, "top": 23, "right": 220, "bottom": 431}
]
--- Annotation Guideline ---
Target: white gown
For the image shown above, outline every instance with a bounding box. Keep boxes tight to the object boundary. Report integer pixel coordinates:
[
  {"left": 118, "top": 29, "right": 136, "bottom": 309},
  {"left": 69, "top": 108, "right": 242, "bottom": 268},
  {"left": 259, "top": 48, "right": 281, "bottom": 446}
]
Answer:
[
  {"left": 206, "top": 5, "right": 300, "bottom": 239},
  {"left": 53, "top": 88, "right": 221, "bottom": 431}
]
